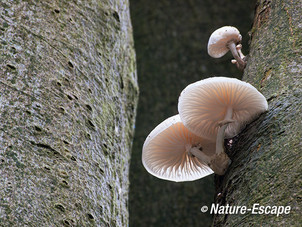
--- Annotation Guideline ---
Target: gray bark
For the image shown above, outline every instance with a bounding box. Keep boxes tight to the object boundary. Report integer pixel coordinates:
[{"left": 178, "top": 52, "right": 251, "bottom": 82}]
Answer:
[
  {"left": 0, "top": 0, "right": 138, "bottom": 226},
  {"left": 213, "top": 0, "right": 301, "bottom": 226}
]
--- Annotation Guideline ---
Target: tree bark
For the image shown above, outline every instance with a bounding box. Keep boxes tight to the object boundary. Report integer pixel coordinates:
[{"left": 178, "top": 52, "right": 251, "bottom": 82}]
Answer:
[
  {"left": 213, "top": 0, "right": 301, "bottom": 226},
  {"left": 0, "top": 0, "right": 138, "bottom": 226}
]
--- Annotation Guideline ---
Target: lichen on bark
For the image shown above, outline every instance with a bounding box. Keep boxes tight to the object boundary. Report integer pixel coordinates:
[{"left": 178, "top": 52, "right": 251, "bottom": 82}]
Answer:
[
  {"left": 0, "top": 0, "right": 138, "bottom": 226},
  {"left": 213, "top": 0, "right": 302, "bottom": 226}
]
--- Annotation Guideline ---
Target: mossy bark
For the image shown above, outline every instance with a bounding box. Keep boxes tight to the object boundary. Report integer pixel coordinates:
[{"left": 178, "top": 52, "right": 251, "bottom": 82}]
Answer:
[
  {"left": 0, "top": 0, "right": 138, "bottom": 226},
  {"left": 213, "top": 0, "right": 301, "bottom": 226}
]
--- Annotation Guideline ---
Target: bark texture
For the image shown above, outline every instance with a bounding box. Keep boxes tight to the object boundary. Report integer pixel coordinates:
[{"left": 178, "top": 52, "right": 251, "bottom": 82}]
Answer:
[
  {"left": 129, "top": 0, "right": 256, "bottom": 226},
  {"left": 0, "top": 0, "right": 138, "bottom": 226},
  {"left": 214, "top": 0, "right": 301, "bottom": 226}
]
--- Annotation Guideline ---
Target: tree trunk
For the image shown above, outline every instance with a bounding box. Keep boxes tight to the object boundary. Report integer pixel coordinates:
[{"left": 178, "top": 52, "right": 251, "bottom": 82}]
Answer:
[
  {"left": 213, "top": 0, "right": 301, "bottom": 226},
  {"left": 0, "top": 1, "right": 138, "bottom": 226}
]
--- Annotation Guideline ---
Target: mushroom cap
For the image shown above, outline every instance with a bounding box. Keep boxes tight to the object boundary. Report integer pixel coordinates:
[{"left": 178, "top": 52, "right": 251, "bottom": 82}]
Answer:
[
  {"left": 178, "top": 77, "right": 268, "bottom": 140},
  {"left": 208, "top": 26, "right": 242, "bottom": 58},
  {"left": 142, "top": 115, "right": 214, "bottom": 182}
]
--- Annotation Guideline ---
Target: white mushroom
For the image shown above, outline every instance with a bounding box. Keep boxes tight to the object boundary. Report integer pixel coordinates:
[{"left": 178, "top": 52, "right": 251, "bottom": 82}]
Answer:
[
  {"left": 142, "top": 115, "right": 214, "bottom": 182},
  {"left": 236, "top": 44, "right": 245, "bottom": 59},
  {"left": 178, "top": 77, "right": 268, "bottom": 174},
  {"left": 207, "top": 26, "right": 246, "bottom": 70},
  {"left": 231, "top": 44, "right": 246, "bottom": 68}
]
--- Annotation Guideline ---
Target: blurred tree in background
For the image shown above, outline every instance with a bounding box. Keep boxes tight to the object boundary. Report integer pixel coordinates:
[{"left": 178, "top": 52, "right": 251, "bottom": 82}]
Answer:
[{"left": 129, "top": 0, "right": 256, "bottom": 226}]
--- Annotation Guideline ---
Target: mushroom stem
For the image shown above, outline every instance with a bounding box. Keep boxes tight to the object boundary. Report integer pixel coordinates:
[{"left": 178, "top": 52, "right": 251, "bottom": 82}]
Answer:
[
  {"left": 216, "top": 107, "right": 233, "bottom": 155},
  {"left": 236, "top": 44, "right": 245, "bottom": 59},
  {"left": 189, "top": 107, "right": 234, "bottom": 175},
  {"left": 227, "top": 42, "right": 246, "bottom": 70},
  {"left": 189, "top": 146, "right": 231, "bottom": 175},
  {"left": 198, "top": 106, "right": 233, "bottom": 175},
  {"left": 189, "top": 147, "right": 212, "bottom": 164}
]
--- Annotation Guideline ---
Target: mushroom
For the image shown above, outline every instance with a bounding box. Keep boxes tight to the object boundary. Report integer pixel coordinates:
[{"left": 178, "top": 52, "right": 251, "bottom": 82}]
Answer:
[
  {"left": 231, "top": 44, "right": 246, "bottom": 68},
  {"left": 142, "top": 114, "right": 215, "bottom": 182},
  {"left": 178, "top": 77, "right": 268, "bottom": 174},
  {"left": 207, "top": 26, "right": 246, "bottom": 70},
  {"left": 236, "top": 44, "right": 245, "bottom": 60}
]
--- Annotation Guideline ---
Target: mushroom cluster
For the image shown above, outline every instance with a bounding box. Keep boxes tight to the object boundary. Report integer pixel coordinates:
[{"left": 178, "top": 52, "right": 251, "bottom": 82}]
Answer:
[{"left": 141, "top": 26, "right": 268, "bottom": 182}]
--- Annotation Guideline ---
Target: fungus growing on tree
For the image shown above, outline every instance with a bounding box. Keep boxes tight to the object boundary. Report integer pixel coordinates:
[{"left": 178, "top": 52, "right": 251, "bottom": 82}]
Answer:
[
  {"left": 207, "top": 26, "right": 246, "bottom": 70},
  {"left": 178, "top": 77, "right": 268, "bottom": 174},
  {"left": 142, "top": 115, "right": 214, "bottom": 181}
]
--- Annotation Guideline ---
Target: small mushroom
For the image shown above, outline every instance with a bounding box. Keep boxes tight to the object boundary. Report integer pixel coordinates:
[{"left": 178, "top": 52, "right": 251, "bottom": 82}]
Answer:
[
  {"left": 207, "top": 26, "right": 246, "bottom": 70},
  {"left": 236, "top": 44, "right": 245, "bottom": 60},
  {"left": 231, "top": 44, "right": 247, "bottom": 68},
  {"left": 142, "top": 115, "right": 214, "bottom": 182},
  {"left": 178, "top": 77, "right": 268, "bottom": 174}
]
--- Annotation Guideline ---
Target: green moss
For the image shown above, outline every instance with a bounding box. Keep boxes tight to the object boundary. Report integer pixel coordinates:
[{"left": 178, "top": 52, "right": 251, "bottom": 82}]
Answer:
[
  {"left": 5, "top": 149, "right": 25, "bottom": 169},
  {"left": 2, "top": 21, "right": 9, "bottom": 28}
]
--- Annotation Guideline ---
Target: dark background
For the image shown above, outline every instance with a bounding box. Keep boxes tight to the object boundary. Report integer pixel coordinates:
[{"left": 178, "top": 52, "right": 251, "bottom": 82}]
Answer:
[{"left": 129, "top": 0, "right": 257, "bottom": 226}]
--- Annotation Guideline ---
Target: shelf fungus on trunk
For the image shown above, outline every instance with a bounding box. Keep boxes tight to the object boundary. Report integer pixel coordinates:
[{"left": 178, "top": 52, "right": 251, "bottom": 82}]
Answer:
[
  {"left": 207, "top": 26, "right": 247, "bottom": 70},
  {"left": 178, "top": 77, "right": 268, "bottom": 175},
  {"left": 142, "top": 115, "right": 215, "bottom": 182}
]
